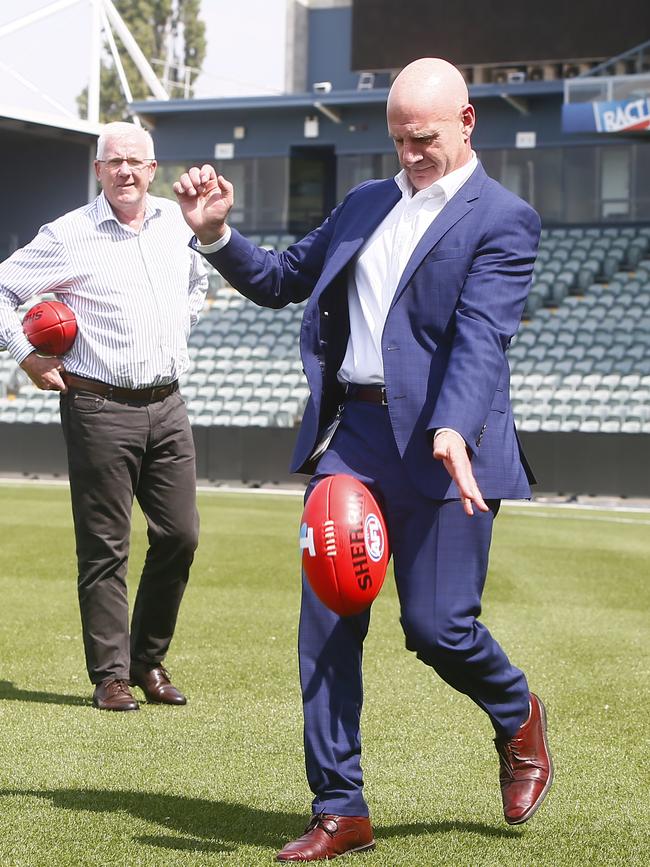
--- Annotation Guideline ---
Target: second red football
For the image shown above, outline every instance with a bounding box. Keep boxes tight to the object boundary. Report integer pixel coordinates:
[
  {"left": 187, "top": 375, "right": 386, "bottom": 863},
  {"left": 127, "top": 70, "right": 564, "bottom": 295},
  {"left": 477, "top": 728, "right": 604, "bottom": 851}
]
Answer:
[{"left": 23, "top": 300, "right": 77, "bottom": 356}]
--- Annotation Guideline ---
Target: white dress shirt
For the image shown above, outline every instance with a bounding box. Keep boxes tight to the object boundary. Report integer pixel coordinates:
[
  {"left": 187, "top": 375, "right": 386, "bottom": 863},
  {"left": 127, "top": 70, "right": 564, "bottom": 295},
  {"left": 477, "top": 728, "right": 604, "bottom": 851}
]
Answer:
[
  {"left": 198, "top": 155, "right": 478, "bottom": 388},
  {"left": 0, "top": 192, "right": 207, "bottom": 388},
  {"left": 338, "top": 152, "right": 478, "bottom": 385}
]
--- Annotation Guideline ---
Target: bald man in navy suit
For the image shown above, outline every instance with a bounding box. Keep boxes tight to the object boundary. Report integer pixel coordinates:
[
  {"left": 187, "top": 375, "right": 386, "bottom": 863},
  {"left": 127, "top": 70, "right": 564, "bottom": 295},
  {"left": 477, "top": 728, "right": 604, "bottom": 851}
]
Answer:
[{"left": 175, "top": 57, "right": 553, "bottom": 862}]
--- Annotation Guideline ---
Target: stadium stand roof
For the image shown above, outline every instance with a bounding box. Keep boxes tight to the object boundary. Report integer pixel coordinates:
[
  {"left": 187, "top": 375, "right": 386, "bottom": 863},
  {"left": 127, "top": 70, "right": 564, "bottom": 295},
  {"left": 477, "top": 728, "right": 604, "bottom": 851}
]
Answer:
[{"left": 0, "top": 104, "right": 101, "bottom": 138}]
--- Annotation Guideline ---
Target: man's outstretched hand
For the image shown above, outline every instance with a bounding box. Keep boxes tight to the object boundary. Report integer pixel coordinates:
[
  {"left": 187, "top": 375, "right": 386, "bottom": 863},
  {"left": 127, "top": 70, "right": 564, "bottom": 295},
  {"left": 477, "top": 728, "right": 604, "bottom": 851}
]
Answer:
[
  {"left": 433, "top": 429, "right": 489, "bottom": 516},
  {"left": 173, "top": 165, "right": 233, "bottom": 245}
]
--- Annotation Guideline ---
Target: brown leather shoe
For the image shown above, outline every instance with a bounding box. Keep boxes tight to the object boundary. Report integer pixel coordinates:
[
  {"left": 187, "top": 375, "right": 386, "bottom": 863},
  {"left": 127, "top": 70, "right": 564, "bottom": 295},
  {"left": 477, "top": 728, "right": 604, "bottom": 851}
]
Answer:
[
  {"left": 92, "top": 678, "right": 139, "bottom": 711},
  {"left": 494, "top": 693, "right": 553, "bottom": 825},
  {"left": 130, "top": 663, "right": 187, "bottom": 705},
  {"left": 276, "top": 813, "right": 375, "bottom": 862}
]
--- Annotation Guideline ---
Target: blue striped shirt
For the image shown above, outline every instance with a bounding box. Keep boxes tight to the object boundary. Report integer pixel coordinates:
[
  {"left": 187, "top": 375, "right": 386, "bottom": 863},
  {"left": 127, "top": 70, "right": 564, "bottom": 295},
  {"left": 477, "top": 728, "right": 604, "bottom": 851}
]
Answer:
[{"left": 0, "top": 192, "right": 207, "bottom": 388}]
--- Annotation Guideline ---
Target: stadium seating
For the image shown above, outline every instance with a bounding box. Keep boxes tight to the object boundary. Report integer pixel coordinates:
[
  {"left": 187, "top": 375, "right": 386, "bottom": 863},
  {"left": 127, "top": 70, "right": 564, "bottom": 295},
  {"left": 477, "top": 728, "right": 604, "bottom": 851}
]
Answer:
[
  {"left": 176, "top": 282, "right": 309, "bottom": 426},
  {"left": 510, "top": 225, "right": 650, "bottom": 433},
  {"left": 1, "top": 226, "right": 649, "bottom": 432}
]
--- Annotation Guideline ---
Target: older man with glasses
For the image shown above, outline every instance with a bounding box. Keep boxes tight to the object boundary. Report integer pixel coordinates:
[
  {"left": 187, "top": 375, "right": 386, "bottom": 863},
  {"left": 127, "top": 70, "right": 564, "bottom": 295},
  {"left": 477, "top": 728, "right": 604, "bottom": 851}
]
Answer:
[{"left": 0, "top": 122, "right": 208, "bottom": 711}]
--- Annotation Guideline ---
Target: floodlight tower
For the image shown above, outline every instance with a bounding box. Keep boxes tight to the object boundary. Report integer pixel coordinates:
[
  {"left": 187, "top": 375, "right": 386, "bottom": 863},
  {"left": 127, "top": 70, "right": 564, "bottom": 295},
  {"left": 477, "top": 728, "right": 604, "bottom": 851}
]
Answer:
[{"left": 0, "top": 0, "right": 169, "bottom": 199}]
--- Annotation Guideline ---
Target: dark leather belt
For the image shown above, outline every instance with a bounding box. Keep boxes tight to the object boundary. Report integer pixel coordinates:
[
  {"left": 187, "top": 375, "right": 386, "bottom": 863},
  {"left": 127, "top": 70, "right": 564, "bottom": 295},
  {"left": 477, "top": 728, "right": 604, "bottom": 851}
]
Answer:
[
  {"left": 347, "top": 384, "right": 388, "bottom": 405},
  {"left": 64, "top": 373, "right": 178, "bottom": 404}
]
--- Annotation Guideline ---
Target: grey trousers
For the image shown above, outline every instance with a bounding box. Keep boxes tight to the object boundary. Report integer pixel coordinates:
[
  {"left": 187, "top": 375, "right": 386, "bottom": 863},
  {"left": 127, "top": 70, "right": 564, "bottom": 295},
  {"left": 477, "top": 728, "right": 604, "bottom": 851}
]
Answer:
[{"left": 60, "top": 388, "right": 199, "bottom": 684}]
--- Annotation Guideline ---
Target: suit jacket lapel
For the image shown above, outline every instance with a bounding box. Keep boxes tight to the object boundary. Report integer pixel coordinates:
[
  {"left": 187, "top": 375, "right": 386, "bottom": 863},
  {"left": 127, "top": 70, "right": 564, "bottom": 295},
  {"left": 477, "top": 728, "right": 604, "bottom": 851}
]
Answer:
[
  {"left": 314, "top": 179, "right": 401, "bottom": 296},
  {"left": 390, "top": 163, "right": 486, "bottom": 309}
]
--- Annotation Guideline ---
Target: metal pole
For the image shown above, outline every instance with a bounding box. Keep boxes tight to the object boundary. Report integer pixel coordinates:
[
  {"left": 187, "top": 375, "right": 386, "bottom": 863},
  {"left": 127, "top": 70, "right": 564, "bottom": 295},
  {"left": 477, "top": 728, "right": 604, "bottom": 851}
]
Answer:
[
  {"left": 100, "top": 3, "right": 141, "bottom": 125},
  {"left": 87, "top": 0, "right": 102, "bottom": 124},
  {"left": 0, "top": 0, "right": 83, "bottom": 39},
  {"left": 87, "top": 0, "right": 102, "bottom": 202},
  {"left": 103, "top": 0, "right": 169, "bottom": 100}
]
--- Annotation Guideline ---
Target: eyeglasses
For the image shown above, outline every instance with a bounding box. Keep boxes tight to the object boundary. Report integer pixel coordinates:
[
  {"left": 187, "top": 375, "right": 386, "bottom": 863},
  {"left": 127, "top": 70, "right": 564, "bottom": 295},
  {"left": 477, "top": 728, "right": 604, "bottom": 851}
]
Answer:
[{"left": 97, "top": 158, "right": 155, "bottom": 172}]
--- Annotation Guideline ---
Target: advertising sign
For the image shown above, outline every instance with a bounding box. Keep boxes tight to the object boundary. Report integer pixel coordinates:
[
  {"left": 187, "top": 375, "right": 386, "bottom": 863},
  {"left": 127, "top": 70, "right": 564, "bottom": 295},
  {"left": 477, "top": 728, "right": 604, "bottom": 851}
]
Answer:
[{"left": 563, "top": 97, "right": 650, "bottom": 133}]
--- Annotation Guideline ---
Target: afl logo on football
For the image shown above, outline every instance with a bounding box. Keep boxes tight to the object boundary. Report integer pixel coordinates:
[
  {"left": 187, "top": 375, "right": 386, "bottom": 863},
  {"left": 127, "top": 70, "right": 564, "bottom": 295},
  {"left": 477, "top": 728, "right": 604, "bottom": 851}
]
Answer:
[
  {"left": 299, "top": 522, "right": 316, "bottom": 557},
  {"left": 364, "top": 513, "right": 384, "bottom": 562}
]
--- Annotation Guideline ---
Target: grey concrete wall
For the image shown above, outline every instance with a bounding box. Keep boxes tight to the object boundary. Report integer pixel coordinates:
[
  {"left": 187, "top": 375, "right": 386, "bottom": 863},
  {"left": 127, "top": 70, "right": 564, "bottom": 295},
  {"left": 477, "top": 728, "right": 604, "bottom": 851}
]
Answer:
[{"left": 1, "top": 423, "right": 648, "bottom": 498}]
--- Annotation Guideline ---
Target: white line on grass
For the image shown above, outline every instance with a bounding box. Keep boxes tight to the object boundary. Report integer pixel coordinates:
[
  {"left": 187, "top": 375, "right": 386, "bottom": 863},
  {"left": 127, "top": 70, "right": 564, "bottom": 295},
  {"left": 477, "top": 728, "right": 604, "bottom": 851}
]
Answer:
[
  {"left": 2, "top": 478, "right": 649, "bottom": 523},
  {"left": 504, "top": 504, "right": 650, "bottom": 527},
  {"left": 502, "top": 499, "right": 650, "bottom": 524}
]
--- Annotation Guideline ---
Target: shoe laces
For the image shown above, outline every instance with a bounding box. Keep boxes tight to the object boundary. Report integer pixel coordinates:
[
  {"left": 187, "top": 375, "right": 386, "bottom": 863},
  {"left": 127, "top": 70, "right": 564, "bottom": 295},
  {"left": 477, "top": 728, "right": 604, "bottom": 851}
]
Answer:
[
  {"left": 306, "top": 812, "right": 338, "bottom": 838},
  {"left": 496, "top": 738, "right": 545, "bottom": 776},
  {"left": 105, "top": 678, "right": 132, "bottom": 696}
]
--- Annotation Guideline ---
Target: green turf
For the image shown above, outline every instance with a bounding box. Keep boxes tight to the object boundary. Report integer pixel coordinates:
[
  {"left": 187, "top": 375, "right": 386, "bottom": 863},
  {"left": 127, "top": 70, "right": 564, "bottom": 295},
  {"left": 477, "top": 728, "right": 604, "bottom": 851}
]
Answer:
[{"left": 0, "top": 484, "right": 648, "bottom": 866}]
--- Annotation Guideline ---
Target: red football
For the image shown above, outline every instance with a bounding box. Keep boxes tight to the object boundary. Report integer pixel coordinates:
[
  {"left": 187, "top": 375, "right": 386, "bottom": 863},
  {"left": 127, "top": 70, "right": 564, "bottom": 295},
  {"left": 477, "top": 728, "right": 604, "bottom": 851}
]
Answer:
[
  {"left": 300, "top": 474, "right": 390, "bottom": 617},
  {"left": 23, "top": 300, "right": 77, "bottom": 356}
]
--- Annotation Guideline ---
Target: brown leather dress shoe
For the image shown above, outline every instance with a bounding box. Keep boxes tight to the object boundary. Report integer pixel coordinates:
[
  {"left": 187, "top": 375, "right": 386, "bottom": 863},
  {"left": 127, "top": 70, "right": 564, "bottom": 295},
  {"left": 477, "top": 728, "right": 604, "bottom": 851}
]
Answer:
[
  {"left": 92, "top": 678, "right": 139, "bottom": 711},
  {"left": 276, "top": 813, "right": 375, "bottom": 862},
  {"left": 494, "top": 692, "right": 553, "bottom": 825},
  {"left": 130, "top": 663, "right": 187, "bottom": 705}
]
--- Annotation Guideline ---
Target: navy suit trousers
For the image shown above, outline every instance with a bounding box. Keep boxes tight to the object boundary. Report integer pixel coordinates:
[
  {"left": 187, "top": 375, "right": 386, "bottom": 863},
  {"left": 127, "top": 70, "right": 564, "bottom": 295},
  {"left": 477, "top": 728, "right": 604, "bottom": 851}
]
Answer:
[{"left": 299, "top": 400, "right": 530, "bottom": 816}]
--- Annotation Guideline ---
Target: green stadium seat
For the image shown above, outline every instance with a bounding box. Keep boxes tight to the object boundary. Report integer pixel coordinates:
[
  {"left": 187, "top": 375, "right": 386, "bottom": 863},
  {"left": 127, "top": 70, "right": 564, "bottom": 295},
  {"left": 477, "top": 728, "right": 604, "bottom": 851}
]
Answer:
[
  {"left": 585, "top": 344, "right": 608, "bottom": 361},
  {"left": 249, "top": 414, "right": 271, "bottom": 427},
  {"left": 592, "top": 358, "right": 615, "bottom": 374},
  {"left": 547, "top": 279, "right": 571, "bottom": 306},
  {"left": 545, "top": 346, "right": 566, "bottom": 363},
  {"left": 627, "top": 241, "right": 648, "bottom": 269},
  {"left": 193, "top": 413, "right": 215, "bottom": 427},
  {"left": 234, "top": 384, "right": 254, "bottom": 400},
  {"left": 524, "top": 291, "right": 546, "bottom": 317},
  {"left": 550, "top": 402, "right": 573, "bottom": 419},
  {"left": 33, "top": 410, "right": 55, "bottom": 424}
]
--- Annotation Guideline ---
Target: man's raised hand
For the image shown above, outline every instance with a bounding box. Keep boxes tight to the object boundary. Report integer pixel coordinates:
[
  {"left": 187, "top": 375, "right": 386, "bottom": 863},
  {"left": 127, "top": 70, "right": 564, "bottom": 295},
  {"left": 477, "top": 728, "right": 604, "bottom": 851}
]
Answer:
[{"left": 173, "top": 165, "right": 233, "bottom": 245}]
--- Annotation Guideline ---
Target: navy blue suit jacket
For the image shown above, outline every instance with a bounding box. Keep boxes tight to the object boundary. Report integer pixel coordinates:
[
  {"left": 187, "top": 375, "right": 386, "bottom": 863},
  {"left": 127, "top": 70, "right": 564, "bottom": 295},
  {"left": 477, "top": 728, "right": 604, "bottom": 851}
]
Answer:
[{"left": 204, "top": 163, "right": 540, "bottom": 500}]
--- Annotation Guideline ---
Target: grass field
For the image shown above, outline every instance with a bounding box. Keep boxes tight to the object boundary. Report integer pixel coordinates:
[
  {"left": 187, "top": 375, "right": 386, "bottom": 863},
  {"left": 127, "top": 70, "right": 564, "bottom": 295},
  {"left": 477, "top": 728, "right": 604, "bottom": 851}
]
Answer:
[{"left": 0, "top": 482, "right": 648, "bottom": 866}]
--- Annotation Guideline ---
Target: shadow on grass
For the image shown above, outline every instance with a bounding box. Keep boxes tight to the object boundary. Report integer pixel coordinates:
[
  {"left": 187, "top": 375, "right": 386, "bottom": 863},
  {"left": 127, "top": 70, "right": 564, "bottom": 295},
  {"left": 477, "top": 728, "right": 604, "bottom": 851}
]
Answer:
[
  {"left": 0, "top": 788, "right": 519, "bottom": 855},
  {"left": 0, "top": 680, "right": 87, "bottom": 707}
]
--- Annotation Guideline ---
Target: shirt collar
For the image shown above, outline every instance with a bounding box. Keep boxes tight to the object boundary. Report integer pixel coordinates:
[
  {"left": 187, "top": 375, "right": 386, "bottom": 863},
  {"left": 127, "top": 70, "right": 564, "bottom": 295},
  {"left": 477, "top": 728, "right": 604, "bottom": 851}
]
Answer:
[
  {"left": 395, "top": 151, "right": 478, "bottom": 204},
  {"left": 94, "top": 191, "right": 161, "bottom": 227}
]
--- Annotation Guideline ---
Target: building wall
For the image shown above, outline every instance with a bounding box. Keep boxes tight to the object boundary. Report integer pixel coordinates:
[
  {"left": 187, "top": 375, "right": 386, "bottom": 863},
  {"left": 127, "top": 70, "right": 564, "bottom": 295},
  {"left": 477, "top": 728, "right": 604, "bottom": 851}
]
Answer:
[
  {"left": 148, "top": 100, "right": 395, "bottom": 163},
  {"left": 139, "top": 4, "right": 650, "bottom": 232},
  {"left": 307, "top": 5, "right": 359, "bottom": 91},
  {"left": 0, "top": 130, "right": 92, "bottom": 256},
  {"left": 2, "top": 422, "right": 649, "bottom": 497},
  {"left": 148, "top": 95, "right": 650, "bottom": 230}
]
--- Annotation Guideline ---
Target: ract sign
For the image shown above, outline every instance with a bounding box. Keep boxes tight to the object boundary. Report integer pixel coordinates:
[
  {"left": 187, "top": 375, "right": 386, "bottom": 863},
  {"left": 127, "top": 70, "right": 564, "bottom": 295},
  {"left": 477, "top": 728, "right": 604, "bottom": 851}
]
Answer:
[
  {"left": 563, "top": 97, "right": 650, "bottom": 134},
  {"left": 597, "top": 97, "right": 650, "bottom": 132}
]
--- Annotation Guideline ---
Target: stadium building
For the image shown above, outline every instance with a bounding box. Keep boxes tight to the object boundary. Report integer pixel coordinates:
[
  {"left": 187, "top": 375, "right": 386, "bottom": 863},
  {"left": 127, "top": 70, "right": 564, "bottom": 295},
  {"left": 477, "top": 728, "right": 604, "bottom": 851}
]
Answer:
[{"left": 1, "top": 0, "right": 649, "bottom": 496}]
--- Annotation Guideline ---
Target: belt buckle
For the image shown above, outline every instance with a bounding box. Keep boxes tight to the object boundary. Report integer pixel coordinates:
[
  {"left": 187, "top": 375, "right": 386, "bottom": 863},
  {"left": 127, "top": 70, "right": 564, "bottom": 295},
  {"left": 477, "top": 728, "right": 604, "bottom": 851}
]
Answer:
[{"left": 379, "top": 386, "right": 387, "bottom": 405}]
